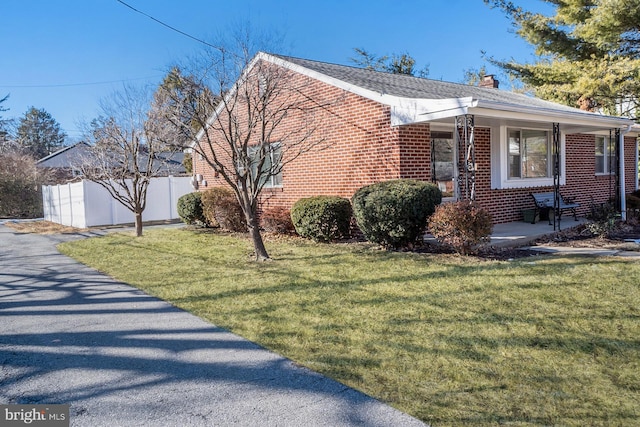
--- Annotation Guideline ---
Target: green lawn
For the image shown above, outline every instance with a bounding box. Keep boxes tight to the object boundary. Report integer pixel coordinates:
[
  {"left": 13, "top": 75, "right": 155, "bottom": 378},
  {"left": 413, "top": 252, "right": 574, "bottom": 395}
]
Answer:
[{"left": 58, "top": 228, "right": 640, "bottom": 426}]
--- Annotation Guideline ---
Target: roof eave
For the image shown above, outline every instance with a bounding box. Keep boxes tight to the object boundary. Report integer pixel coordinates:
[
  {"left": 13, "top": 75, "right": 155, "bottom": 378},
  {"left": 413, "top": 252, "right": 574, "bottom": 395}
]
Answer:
[
  {"left": 473, "top": 99, "right": 635, "bottom": 129},
  {"left": 393, "top": 97, "right": 635, "bottom": 130}
]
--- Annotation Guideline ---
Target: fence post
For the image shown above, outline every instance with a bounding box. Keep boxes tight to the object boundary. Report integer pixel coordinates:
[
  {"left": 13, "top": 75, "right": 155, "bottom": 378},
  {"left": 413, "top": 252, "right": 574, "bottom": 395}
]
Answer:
[
  {"left": 57, "top": 184, "right": 62, "bottom": 225},
  {"left": 168, "top": 176, "right": 175, "bottom": 219},
  {"left": 68, "top": 183, "right": 74, "bottom": 227}
]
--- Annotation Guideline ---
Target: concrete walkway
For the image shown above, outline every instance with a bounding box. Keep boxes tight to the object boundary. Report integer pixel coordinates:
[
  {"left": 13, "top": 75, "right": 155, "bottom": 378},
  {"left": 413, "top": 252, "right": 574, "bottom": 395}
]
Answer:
[
  {"left": 488, "top": 217, "right": 587, "bottom": 247},
  {"left": 0, "top": 225, "right": 426, "bottom": 427}
]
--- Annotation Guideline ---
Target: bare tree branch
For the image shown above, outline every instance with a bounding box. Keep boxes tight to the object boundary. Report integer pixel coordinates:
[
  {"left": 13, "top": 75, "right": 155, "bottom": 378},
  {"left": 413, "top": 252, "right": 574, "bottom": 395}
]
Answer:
[
  {"left": 160, "top": 37, "right": 341, "bottom": 260},
  {"left": 76, "top": 84, "right": 182, "bottom": 236}
]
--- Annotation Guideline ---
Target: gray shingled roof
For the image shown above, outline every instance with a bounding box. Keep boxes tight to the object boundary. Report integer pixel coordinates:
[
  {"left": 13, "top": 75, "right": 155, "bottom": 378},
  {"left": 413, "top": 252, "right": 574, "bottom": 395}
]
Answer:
[
  {"left": 271, "top": 54, "right": 609, "bottom": 117},
  {"left": 36, "top": 142, "right": 92, "bottom": 168},
  {"left": 37, "top": 142, "right": 186, "bottom": 176}
]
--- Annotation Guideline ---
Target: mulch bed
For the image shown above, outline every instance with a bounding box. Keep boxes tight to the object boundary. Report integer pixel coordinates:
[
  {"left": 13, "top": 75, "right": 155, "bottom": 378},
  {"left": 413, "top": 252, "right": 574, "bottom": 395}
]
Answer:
[
  {"left": 418, "top": 221, "right": 640, "bottom": 261},
  {"left": 7, "top": 219, "right": 640, "bottom": 261}
]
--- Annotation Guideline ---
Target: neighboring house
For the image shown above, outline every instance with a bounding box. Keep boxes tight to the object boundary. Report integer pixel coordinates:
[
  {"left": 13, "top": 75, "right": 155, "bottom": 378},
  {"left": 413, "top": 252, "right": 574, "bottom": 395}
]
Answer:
[
  {"left": 36, "top": 141, "right": 92, "bottom": 183},
  {"left": 192, "top": 52, "right": 640, "bottom": 224},
  {"left": 37, "top": 142, "right": 187, "bottom": 184}
]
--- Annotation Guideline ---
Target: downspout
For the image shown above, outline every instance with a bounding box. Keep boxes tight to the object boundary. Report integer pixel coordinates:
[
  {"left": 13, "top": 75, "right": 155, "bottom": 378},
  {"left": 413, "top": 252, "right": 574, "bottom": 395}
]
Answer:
[{"left": 619, "top": 125, "right": 632, "bottom": 220}]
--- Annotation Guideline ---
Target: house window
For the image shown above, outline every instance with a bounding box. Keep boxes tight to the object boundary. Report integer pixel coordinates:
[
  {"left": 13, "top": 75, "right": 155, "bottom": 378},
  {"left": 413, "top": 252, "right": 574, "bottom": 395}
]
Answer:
[
  {"left": 595, "top": 136, "right": 615, "bottom": 174},
  {"left": 493, "top": 125, "right": 564, "bottom": 190},
  {"left": 248, "top": 142, "right": 283, "bottom": 188},
  {"left": 508, "top": 129, "right": 550, "bottom": 179}
]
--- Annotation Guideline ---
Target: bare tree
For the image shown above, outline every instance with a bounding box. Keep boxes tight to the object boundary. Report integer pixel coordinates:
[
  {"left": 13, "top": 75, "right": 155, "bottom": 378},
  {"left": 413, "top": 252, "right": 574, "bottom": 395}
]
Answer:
[
  {"left": 161, "top": 39, "right": 336, "bottom": 261},
  {"left": 77, "top": 85, "right": 180, "bottom": 237}
]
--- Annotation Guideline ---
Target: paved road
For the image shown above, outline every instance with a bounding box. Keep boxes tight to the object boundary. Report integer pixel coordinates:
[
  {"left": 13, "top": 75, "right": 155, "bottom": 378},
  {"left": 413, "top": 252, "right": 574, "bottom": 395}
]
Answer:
[{"left": 0, "top": 225, "right": 426, "bottom": 427}]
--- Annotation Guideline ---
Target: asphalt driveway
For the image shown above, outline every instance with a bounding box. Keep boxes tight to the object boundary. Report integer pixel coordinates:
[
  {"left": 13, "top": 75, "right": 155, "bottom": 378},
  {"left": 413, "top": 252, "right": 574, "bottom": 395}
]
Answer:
[{"left": 0, "top": 224, "right": 426, "bottom": 426}]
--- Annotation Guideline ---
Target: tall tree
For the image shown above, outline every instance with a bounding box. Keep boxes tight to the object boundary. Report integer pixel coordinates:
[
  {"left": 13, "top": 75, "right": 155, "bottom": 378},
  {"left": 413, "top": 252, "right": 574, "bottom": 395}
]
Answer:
[
  {"left": 0, "top": 94, "right": 14, "bottom": 152},
  {"left": 484, "top": 0, "right": 640, "bottom": 119},
  {"left": 149, "top": 67, "right": 217, "bottom": 150},
  {"left": 16, "top": 107, "right": 67, "bottom": 158},
  {"left": 462, "top": 65, "right": 488, "bottom": 86},
  {"left": 77, "top": 85, "right": 180, "bottom": 237},
  {"left": 349, "top": 48, "right": 389, "bottom": 71},
  {"left": 350, "top": 48, "right": 429, "bottom": 77},
  {"left": 161, "top": 34, "right": 335, "bottom": 261}
]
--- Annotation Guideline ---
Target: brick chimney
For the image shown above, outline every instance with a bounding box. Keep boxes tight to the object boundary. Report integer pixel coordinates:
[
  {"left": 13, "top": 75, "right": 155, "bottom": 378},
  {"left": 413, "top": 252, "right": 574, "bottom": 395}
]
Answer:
[{"left": 479, "top": 75, "right": 499, "bottom": 89}]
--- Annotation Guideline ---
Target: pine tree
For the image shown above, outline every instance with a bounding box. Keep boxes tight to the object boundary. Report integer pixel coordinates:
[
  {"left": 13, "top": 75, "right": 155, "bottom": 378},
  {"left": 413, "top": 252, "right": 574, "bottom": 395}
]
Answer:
[
  {"left": 16, "top": 107, "right": 67, "bottom": 158},
  {"left": 485, "top": 0, "right": 640, "bottom": 120}
]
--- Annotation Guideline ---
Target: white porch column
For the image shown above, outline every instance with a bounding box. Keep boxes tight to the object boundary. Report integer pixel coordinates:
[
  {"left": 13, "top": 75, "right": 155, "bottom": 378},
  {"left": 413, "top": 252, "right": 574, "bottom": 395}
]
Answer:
[{"left": 619, "top": 127, "right": 630, "bottom": 220}]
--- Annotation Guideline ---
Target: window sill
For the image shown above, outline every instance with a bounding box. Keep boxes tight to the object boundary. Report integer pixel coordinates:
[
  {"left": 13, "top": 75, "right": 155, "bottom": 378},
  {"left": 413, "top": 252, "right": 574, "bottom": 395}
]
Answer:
[{"left": 498, "top": 177, "right": 556, "bottom": 189}]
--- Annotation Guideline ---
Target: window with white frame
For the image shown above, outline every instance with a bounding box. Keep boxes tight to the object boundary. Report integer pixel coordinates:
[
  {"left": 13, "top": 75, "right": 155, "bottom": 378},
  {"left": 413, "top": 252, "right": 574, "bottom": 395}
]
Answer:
[
  {"left": 248, "top": 142, "right": 283, "bottom": 188},
  {"left": 595, "top": 136, "right": 615, "bottom": 174},
  {"left": 492, "top": 125, "right": 564, "bottom": 190},
  {"left": 508, "top": 128, "right": 551, "bottom": 179}
]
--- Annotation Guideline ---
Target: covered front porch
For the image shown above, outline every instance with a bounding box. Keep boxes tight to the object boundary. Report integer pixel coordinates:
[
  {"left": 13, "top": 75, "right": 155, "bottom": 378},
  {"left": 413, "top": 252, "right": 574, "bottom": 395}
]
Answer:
[
  {"left": 391, "top": 87, "right": 637, "bottom": 224},
  {"left": 488, "top": 216, "right": 587, "bottom": 248}
]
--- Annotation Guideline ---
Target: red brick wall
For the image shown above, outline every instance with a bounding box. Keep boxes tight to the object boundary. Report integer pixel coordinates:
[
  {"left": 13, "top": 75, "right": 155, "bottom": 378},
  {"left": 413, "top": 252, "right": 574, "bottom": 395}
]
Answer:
[
  {"left": 192, "top": 60, "right": 639, "bottom": 224},
  {"left": 192, "top": 66, "right": 404, "bottom": 212},
  {"left": 398, "top": 124, "right": 431, "bottom": 180},
  {"left": 624, "top": 135, "right": 638, "bottom": 194},
  {"left": 472, "top": 133, "right": 638, "bottom": 223}
]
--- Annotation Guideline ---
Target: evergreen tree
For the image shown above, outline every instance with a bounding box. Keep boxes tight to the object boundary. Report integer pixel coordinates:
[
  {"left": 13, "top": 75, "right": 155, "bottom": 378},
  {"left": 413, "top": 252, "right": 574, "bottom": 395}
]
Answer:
[
  {"left": 16, "top": 107, "right": 67, "bottom": 158},
  {"left": 484, "top": 0, "right": 640, "bottom": 119}
]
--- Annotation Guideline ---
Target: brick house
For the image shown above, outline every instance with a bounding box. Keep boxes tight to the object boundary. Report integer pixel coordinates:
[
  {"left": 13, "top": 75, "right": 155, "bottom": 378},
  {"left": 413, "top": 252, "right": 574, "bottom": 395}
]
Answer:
[{"left": 191, "top": 52, "right": 639, "bottom": 224}]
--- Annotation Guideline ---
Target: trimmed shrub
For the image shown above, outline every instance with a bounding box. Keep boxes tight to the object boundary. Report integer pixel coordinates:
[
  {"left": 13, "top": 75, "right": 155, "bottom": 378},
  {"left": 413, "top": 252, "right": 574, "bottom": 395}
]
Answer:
[
  {"left": 291, "top": 196, "right": 352, "bottom": 242},
  {"left": 351, "top": 179, "right": 442, "bottom": 249},
  {"left": 176, "top": 192, "right": 205, "bottom": 225},
  {"left": 260, "top": 206, "right": 295, "bottom": 234},
  {"left": 428, "top": 201, "right": 493, "bottom": 255},
  {"left": 201, "top": 187, "right": 246, "bottom": 232}
]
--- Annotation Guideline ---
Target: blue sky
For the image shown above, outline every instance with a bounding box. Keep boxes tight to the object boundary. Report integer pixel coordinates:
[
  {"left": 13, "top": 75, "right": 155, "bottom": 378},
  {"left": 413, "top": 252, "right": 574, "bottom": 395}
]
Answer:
[{"left": 1, "top": 0, "right": 548, "bottom": 142}]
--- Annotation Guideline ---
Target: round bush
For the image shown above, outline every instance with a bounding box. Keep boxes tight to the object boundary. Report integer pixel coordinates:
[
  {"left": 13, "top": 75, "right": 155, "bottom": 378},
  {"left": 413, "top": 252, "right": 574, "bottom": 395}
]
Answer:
[
  {"left": 291, "top": 196, "right": 352, "bottom": 242},
  {"left": 177, "top": 192, "right": 205, "bottom": 225},
  {"left": 428, "top": 201, "right": 493, "bottom": 255},
  {"left": 201, "top": 187, "right": 246, "bottom": 232},
  {"left": 352, "top": 179, "right": 442, "bottom": 249}
]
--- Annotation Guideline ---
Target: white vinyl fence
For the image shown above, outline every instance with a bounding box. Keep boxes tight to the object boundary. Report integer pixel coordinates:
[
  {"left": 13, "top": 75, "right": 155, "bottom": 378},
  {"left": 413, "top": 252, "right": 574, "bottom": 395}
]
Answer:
[{"left": 42, "top": 176, "right": 193, "bottom": 228}]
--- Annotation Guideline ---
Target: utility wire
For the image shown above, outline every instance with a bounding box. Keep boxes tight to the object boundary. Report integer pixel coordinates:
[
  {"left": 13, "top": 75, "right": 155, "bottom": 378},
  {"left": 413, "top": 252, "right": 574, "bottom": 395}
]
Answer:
[
  {"left": 115, "top": 0, "right": 218, "bottom": 49},
  {"left": 0, "top": 76, "right": 162, "bottom": 89}
]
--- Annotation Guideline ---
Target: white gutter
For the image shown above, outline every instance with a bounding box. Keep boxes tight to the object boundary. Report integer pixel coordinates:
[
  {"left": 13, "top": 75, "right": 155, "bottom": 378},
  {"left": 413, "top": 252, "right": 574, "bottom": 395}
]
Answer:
[
  {"left": 620, "top": 125, "right": 633, "bottom": 219},
  {"left": 394, "top": 97, "right": 633, "bottom": 129},
  {"left": 473, "top": 99, "right": 634, "bottom": 128}
]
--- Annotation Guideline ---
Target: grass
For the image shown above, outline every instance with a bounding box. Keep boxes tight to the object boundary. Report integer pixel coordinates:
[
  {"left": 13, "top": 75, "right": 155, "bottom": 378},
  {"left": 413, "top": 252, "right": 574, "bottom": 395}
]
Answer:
[{"left": 58, "top": 228, "right": 640, "bottom": 426}]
